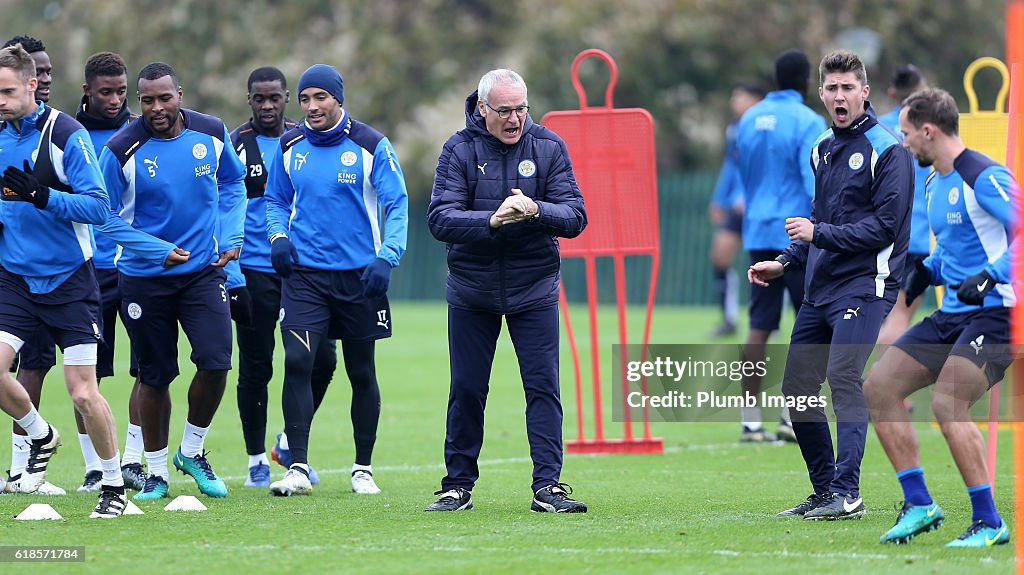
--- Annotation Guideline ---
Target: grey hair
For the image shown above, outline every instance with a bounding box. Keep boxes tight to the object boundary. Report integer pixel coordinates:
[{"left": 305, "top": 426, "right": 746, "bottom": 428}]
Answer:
[{"left": 478, "top": 69, "right": 528, "bottom": 104}]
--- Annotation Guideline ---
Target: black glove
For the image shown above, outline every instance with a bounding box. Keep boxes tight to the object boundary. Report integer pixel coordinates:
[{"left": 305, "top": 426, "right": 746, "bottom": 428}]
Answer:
[
  {"left": 2, "top": 160, "right": 49, "bottom": 209},
  {"left": 360, "top": 257, "right": 392, "bottom": 298},
  {"left": 902, "top": 258, "right": 932, "bottom": 307},
  {"left": 956, "top": 269, "right": 997, "bottom": 306},
  {"left": 270, "top": 236, "right": 298, "bottom": 278},
  {"left": 228, "top": 286, "right": 253, "bottom": 327}
]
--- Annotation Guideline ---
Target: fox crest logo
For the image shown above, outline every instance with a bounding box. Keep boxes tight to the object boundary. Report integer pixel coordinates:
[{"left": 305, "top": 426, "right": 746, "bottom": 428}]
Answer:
[
  {"left": 192, "top": 143, "right": 208, "bottom": 160},
  {"left": 127, "top": 303, "right": 143, "bottom": 320},
  {"left": 848, "top": 153, "right": 865, "bottom": 170}
]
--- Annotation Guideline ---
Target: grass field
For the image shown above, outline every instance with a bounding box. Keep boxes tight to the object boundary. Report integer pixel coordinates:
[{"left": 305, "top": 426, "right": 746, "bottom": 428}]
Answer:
[{"left": 0, "top": 302, "right": 1014, "bottom": 574}]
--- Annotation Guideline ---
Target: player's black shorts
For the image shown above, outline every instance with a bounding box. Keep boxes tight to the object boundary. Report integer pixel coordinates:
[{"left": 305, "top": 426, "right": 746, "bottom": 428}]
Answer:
[
  {"left": 280, "top": 265, "right": 392, "bottom": 341},
  {"left": 17, "top": 328, "right": 57, "bottom": 370},
  {"left": 895, "top": 307, "right": 1012, "bottom": 387},
  {"left": 96, "top": 267, "right": 137, "bottom": 379},
  {"left": 718, "top": 207, "right": 743, "bottom": 235},
  {"left": 119, "top": 266, "right": 232, "bottom": 387},
  {"left": 748, "top": 249, "right": 804, "bottom": 331},
  {"left": 0, "top": 262, "right": 101, "bottom": 353}
]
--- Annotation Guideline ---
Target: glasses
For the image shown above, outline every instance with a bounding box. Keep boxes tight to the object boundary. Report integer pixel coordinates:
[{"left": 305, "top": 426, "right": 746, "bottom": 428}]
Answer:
[{"left": 484, "top": 102, "right": 529, "bottom": 119}]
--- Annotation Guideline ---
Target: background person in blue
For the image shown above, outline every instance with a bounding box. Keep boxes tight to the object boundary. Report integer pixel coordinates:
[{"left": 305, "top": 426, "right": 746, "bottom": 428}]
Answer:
[
  {"left": 425, "top": 69, "right": 588, "bottom": 513},
  {"left": 875, "top": 65, "right": 932, "bottom": 352},
  {"left": 264, "top": 64, "right": 408, "bottom": 497},
  {"left": 0, "top": 44, "right": 127, "bottom": 518},
  {"left": 735, "top": 49, "right": 825, "bottom": 443},
  {"left": 706, "top": 83, "right": 763, "bottom": 339},
  {"left": 866, "top": 88, "right": 1016, "bottom": 547},
  {"left": 229, "top": 66, "right": 337, "bottom": 489},
  {"left": 72, "top": 51, "right": 146, "bottom": 494},
  {"left": 98, "top": 62, "right": 246, "bottom": 501},
  {"left": 749, "top": 50, "right": 913, "bottom": 521}
]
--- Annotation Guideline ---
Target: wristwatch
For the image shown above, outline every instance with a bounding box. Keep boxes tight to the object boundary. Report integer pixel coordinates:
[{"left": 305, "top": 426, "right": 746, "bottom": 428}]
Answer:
[{"left": 774, "top": 254, "right": 792, "bottom": 271}]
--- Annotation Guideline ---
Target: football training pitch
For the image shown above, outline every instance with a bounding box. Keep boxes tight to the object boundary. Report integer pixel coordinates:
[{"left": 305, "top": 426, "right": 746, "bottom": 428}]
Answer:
[{"left": 1, "top": 302, "right": 1013, "bottom": 574}]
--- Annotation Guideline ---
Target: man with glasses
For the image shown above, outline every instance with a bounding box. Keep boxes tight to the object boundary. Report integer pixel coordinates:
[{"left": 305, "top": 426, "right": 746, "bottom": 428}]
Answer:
[{"left": 425, "top": 68, "right": 588, "bottom": 513}]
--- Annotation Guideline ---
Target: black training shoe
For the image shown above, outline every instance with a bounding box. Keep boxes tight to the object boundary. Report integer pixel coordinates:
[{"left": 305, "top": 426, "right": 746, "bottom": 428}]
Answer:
[
  {"left": 121, "top": 462, "right": 147, "bottom": 491},
  {"left": 424, "top": 488, "right": 473, "bottom": 512},
  {"left": 77, "top": 470, "right": 103, "bottom": 493},
  {"left": 777, "top": 493, "right": 830, "bottom": 517},
  {"left": 804, "top": 492, "right": 865, "bottom": 521},
  {"left": 531, "top": 483, "right": 588, "bottom": 513},
  {"left": 90, "top": 486, "right": 127, "bottom": 519},
  {"left": 22, "top": 426, "right": 61, "bottom": 493}
]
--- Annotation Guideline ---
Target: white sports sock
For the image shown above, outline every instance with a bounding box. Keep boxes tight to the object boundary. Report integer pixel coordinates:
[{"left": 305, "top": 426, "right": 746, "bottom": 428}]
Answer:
[
  {"left": 79, "top": 433, "right": 102, "bottom": 472},
  {"left": 14, "top": 406, "right": 49, "bottom": 439},
  {"left": 122, "top": 424, "right": 143, "bottom": 465},
  {"left": 145, "top": 447, "right": 169, "bottom": 482},
  {"left": 179, "top": 421, "right": 209, "bottom": 458},
  {"left": 352, "top": 463, "right": 372, "bottom": 474},
  {"left": 741, "top": 405, "right": 762, "bottom": 430},
  {"left": 278, "top": 432, "right": 289, "bottom": 450},
  {"left": 249, "top": 453, "right": 269, "bottom": 468},
  {"left": 100, "top": 451, "right": 124, "bottom": 488},
  {"left": 10, "top": 433, "right": 29, "bottom": 477}
]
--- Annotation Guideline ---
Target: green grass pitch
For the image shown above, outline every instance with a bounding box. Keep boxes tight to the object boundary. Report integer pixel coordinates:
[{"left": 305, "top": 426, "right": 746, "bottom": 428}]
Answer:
[{"left": 0, "top": 302, "right": 1013, "bottom": 573}]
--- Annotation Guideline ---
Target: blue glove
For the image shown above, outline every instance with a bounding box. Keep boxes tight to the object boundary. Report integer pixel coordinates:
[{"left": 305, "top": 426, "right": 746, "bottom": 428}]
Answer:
[
  {"left": 271, "top": 236, "right": 298, "bottom": 278},
  {"left": 360, "top": 258, "right": 392, "bottom": 298}
]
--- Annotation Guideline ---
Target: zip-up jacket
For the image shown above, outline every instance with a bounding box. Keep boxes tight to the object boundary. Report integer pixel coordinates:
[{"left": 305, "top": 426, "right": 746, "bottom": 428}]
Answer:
[
  {"left": 736, "top": 89, "right": 826, "bottom": 250},
  {"left": 427, "top": 90, "right": 587, "bottom": 314},
  {"left": 922, "top": 149, "right": 1018, "bottom": 313},
  {"left": 264, "top": 112, "right": 408, "bottom": 271},
  {"left": 781, "top": 103, "right": 913, "bottom": 305},
  {"left": 98, "top": 109, "right": 246, "bottom": 278},
  {"left": 0, "top": 103, "right": 109, "bottom": 293}
]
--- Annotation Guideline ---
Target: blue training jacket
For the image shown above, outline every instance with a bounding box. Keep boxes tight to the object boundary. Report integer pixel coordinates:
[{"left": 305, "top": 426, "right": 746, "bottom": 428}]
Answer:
[
  {"left": 264, "top": 110, "right": 409, "bottom": 271},
  {"left": 0, "top": 103, "right": 109, "bottom": 293},
  {"left": 878, "top": 106, "right": 932, "bottom": 255},
  {"left": 230, "top": 118, "right": 298, "bottom": 275},
  {"left": 736, "top": 90, "right": 826, "bottom": 251},
  {"left": 781, "top": 103, "right": 914, "bottom": 305},
  {"left": 98, "top": 109, "right": 247, "bottom": 278},
  {"left": 710, "top": 121, "right": 743, "bottom": 210},
  {"left": 922, "top": 149, "right": 1018, "bottom": 313}
]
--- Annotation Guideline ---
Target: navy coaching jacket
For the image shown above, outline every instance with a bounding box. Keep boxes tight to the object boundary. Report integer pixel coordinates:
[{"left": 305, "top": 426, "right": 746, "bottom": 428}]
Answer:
[
  {"left": 428, "top": 91, "right": 587, "bottom": 314},
  {"left": 780, "top": 103, "right": 913, "bottom": 306}
]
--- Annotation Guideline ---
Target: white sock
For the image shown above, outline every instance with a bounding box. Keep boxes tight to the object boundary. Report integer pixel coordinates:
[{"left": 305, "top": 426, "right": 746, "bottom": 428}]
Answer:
[
  {"left": 10, "top": 433, "right": 29, "bottom": 477},
  {"left": 249, "top": 453, "right": 269, "bottom": 468},
  {"left": 79, "top": 433, "right": 102, "bottom": 472},
  {"left": 179, "top": 421, "right": 209, "bottom": 458},
  {"left": 100, "top": 451, "right": 125, "bottom": 488},
  {"left": 278, "top": 432, "right": 289, "bottom": 450},
  {"left": 741, "top": 405, "right": 762, "bottom": 430},
  {"left": 122, "top": 424, "right": 143, "bottom": 465},
  {"left": 145, "top": 447, "right": 169, "bottom": 482},
  {"left": 14, "top": 406, "right": 50, "bottom": 439},
  {"left": 352, "top": 463, "right": 372, "bottom": 474}
]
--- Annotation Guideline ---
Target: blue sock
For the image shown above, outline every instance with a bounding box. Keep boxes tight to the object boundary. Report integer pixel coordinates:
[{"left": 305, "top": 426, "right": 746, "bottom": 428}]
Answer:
[
  {"left": 967, "top": 484, "right": 1001, "bottom": 527},
  {"left": 896, "top": 467, "right": 933, "bottom": 506}
]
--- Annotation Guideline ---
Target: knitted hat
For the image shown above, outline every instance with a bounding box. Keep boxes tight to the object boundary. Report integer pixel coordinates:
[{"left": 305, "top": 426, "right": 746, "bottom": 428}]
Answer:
[{"left": 298, "top": 64, "right": 344, "bottom": 106}]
